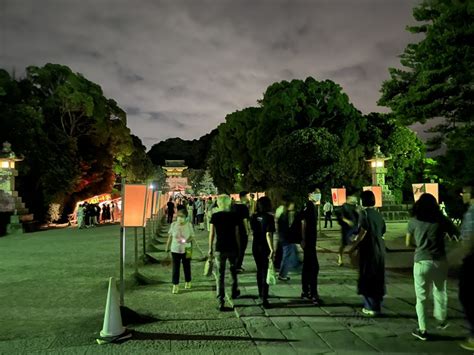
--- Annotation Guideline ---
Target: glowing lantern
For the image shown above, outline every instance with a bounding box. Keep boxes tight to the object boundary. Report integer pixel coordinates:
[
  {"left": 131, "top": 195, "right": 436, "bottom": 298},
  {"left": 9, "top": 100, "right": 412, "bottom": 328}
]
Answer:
[
  {"left": 412, "top": 183, "right": 439, "bottom": 202},
  {"left": 363, "top": 186, "right": 383, "bottom": 207},
  {"left": 121, "top": 184, "right": 148, "bottom": 227},
  {"left": 331, "top": 188, "right": 346, "bottom": 206}
]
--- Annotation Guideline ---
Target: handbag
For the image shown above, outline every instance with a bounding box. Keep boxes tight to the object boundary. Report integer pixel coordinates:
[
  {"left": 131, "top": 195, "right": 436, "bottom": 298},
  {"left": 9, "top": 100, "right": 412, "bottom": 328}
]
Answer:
[
  {"left": 185, "top": 243, "right": 193, "bottom": 259},
  {"left": 266, "top": 262, "right": 277, "bottom": 285},
  {"left": 349, "top": 248, "right": 360, "bottom": 268},
  {"left": 203, "top": 257, "right": 213, "bottom": 276}
]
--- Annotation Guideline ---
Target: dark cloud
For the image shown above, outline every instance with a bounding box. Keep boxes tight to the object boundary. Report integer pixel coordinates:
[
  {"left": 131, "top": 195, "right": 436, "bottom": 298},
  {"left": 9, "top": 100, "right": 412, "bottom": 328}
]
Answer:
[
  {"left": 0, "top": 0, "right": 419, "bottom": 148},
  {"left": 147, "top": 112, "right": 186, "bottom": 129}
]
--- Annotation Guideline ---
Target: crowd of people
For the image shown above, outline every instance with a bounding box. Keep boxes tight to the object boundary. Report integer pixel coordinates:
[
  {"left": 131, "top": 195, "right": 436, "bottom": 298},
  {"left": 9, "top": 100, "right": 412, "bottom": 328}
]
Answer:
[
  {"left": 76, "top": 202, "right": 117, "bottom": 228},
  {"left": 163, "top": 186, "right": 474, "bottom": 351}
]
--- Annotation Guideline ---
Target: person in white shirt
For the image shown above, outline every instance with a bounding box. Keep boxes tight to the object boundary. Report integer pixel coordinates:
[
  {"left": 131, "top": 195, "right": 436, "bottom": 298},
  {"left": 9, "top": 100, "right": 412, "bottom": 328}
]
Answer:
[
  {"left": 165, "top": 209, "right": 195, "bottom": 294},
  {"left": 323, "top": 200, "right": 334, "bottom": 228}
]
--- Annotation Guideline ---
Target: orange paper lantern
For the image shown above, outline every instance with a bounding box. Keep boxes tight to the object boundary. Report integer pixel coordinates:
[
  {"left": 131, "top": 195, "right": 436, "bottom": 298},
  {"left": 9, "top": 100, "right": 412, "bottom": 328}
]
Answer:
[
  {"left": 412, "top": 183, "right": 439, "bottom": 202},
  {"left": 121, "top": 184, "right": 148, "bottom": 227},
  {"left": 331, "top": 188, "right": 346, "bottom": 206},
  {"left": 363, "top": 186, "right": 383, "bottom": 207}
]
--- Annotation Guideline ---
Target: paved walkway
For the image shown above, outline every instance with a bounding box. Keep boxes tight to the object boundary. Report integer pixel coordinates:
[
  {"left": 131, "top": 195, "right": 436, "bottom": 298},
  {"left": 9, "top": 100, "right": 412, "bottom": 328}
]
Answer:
[{"left": 0, "top": 221, "right": 470, "bottom": 354}]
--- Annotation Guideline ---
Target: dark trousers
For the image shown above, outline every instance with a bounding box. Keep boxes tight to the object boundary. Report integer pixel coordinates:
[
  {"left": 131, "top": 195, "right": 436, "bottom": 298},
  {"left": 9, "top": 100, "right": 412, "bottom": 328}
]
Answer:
[
  {"left": 237, "top": 233, "right": 248, "bottom": 269},
  {"left": 324, "top": 212, "right": 332, "bottom": 228},
  {"left": 363, "top": 295, "right": 383, "bottom": 312},
  {"left": 215, "top": 252, "right": 238, "bottom": 302},
  {"left": 301, "top": 245, "right": 319, "bottom": 297},
  {"left": 171, "top": 252, "right": 191, "bottom": 285},
  {"left": 253, "top": 247, "right": 270, "bottom": 300},
  {"left": 459, "top": 253, "right": 474, "bottom": 336},
  {"left": 167, "top": 213, "right": 174, "bottom": 224}
]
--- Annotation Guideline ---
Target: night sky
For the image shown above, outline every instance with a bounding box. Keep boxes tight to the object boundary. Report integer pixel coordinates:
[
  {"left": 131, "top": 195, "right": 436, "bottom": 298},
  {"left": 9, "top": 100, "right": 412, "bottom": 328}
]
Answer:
[{"left": 0, "top": 0, "right": 420, "bottom": 148}]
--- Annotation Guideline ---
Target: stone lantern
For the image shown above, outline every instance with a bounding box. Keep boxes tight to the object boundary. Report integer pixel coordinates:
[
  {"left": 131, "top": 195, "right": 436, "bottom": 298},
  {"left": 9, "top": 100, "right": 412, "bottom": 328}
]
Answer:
[
  {"left": 0, "top": 142, "right": 23, "bottom": 196},
  {"left": 0, "top": 142, "right": 33, "bottom": 235},
  {"left": 366, "top": 145, "right": 394, "bottom": 203}
]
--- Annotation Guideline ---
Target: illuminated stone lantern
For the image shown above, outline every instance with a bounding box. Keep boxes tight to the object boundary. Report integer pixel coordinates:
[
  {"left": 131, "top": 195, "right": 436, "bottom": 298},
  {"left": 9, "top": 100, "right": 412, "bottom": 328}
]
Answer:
[
  {"left": 0, "top": 142, "right": 23, "bottom": 196},
  {"left": 0, "top": 142, "right": 33, "bottom": 235},
  {"left": 366, "top": 145, "right": 394, "bottom": 203}
]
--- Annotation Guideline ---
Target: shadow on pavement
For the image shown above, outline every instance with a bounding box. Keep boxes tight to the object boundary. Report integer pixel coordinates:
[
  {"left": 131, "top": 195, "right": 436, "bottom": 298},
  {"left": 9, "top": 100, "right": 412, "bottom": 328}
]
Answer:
[
  {"left": 121, "top": 306, "right": 160, "bottom": 326},
  {"left": 128, "top": 330, "right": 296, "bottom": 343}
]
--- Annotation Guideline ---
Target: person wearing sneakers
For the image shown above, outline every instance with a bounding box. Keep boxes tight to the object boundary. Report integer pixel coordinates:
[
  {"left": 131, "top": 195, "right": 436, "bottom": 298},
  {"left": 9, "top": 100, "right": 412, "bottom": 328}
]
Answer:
[
  {"left": 406, "top": 193, "right": 458, "bottom": 341},
  {"left": 300, "top": 187, "right": 323, "bottom": 306},
  {"left": 349, "top": 190, "right": 386, "bottom": 317},
  {"left": 458, "top": 185, "right": 474, "bottom": 351},
  {"left": 165, "top": 208, "right": 194, "bottom": 294},
  {"left": 209, "top": 194, "right": 241, "bottom": 311},
  {"left": 250, "top": 196, "right": 276, "bottom": 308}
]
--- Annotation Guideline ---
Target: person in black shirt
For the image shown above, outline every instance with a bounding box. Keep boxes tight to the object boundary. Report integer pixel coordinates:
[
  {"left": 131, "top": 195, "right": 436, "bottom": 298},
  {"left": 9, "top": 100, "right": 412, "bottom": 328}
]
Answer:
[
  {"left": 209, "top": 194, "right": 240, "bottom": 311},
  {"left": 250, "top": 196, "right": 276, "bottom": 308},
  {"left": 166, "top": 198, "right": 175, "bottom": 224},
  {"left": 232, "top": 191, "right": 251, "bottom": 272},
  {"left": 301, "top": 188, "right": 323, "bottom": 305}
]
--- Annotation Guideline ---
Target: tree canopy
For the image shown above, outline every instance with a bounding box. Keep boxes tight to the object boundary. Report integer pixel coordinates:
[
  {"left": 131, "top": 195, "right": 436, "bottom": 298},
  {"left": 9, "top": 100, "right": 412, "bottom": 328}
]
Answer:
[
  {"left": 379, "top": 0, "right": 474, "bottom": 150},
  {"left": 0, "top": 64, "right": 153, "bottom": 220}
]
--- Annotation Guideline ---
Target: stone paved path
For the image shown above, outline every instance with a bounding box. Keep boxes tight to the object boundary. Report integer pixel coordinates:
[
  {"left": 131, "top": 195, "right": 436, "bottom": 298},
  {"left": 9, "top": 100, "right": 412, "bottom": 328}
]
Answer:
[
  {"left": 0, "top": 221, "right": 470, "bottom": 354},
  {"left": 192, "top": 223, "right": 471, "bottom": 354}
]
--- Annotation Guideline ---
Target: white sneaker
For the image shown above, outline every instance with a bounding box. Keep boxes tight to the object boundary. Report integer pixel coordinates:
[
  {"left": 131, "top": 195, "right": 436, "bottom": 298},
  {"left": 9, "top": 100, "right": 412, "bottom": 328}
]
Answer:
[
  {"left": 172, "top": 285, "right": 179, "bottom": 294},
  {"left": 185, "top": 282, "right": 192, "bottom": 289}
]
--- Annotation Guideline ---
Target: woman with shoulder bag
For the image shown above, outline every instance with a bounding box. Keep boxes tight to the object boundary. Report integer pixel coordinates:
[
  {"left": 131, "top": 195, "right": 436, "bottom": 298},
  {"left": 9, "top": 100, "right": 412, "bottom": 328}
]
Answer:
[{"left": 165, "top": 208, "right": 195, "bottom": 294}]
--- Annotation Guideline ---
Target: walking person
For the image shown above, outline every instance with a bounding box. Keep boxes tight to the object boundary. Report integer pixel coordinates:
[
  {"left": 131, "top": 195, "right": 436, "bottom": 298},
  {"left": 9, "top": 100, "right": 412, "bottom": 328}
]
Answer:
[
  {"left": 348, "top": 190, "right": 386, "bottom": 317},
  {"left": 208, "top": 194, "right": 241, "bottom": 311},
  {"left": 458, "top": 185, "right": 474, "bottom": 351},
  {"left": 166, "top": 198, "right": 175, "bottom": 224},
  {"left": 406, "top": 193, "right": 457, "bottom": 341},
  {"left": 77, "top": 204, "right": 85, "bottom": 229},
  {"left": 276, "top": 198, "right": 300, "bottom": 281},
  {"left": 196, "top": 198, "right": 205, "bottom": 231},
  {"left": 165, "top": 209, "right": 194, "bottom": 294},
  {"left": 232, "top": 191, "right": 251, "bottom": 273},
  {"left": 205, "top": 197, "right": 213, "bottom": 231},
  {"left": 300, "top": 188, "right": 323, "bottom": 305},
  {"left": 323, "top": 200, "right": 333, "bottom": 228},
  {"left": 336, "top": 196, "right": 360, "bottom": 266},
  {"left": 250, "top": 196, "right": 275, "bottom": 308}
]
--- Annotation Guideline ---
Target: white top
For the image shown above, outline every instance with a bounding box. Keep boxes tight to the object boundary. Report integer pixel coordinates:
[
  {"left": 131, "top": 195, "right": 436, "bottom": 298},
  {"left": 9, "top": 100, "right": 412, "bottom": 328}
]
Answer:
[
  {"left": 169, "top": 221, "right": 194, "bottom": 254},
  {"left": 323, "top": 202, "right": 333, "bottom": 213}
]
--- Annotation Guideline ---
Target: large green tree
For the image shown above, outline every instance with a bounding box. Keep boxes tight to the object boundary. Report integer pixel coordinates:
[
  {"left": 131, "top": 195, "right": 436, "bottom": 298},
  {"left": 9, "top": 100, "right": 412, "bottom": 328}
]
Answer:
[
  {"left": 209, "top": 77, "right": 369, "bottom": 198},
  {"left": 0, "top": 64, "right": 153, "bottom": 220},
  {"left": 207, "top": 107, "right": 260, "bottom": 193},
  {"left": 362, "top": 113, "right": 425, "bottom": 202},
  {"left": 379, "top": 0, "right": 474, "bottom": 149}
]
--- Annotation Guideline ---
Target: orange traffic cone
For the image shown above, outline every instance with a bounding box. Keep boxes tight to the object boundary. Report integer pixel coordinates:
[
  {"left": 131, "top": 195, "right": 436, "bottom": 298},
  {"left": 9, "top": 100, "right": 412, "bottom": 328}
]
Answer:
[{"left": 96, "top": 277, "right": 131, "bottom": 344}]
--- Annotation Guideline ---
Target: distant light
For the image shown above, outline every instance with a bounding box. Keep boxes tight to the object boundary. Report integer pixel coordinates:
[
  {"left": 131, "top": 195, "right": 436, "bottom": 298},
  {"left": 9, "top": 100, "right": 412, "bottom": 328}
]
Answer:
[{"left": 149, "top": 184, "right": 155, "bottom": 189}]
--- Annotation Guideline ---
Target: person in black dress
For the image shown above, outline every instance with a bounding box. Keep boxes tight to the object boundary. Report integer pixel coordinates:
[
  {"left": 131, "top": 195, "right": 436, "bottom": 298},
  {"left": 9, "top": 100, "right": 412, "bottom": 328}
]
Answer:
[
  {"left": 301, "top": 188, "right": 323, "bottom": 305},
  {"left": 250, "top": 196, "right": 275, "bottom": 308},
  {"left": 167, "top": 198, "right": 175, "bottom": 224},
  {"left": 349, "top": 190, "right": 386, "bottom": 316}
]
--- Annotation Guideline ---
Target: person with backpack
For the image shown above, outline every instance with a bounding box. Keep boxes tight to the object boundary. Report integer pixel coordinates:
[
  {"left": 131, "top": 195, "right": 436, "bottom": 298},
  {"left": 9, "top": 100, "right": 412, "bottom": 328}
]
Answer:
[{"left": 250, "top": 196, "right": 275, "bottom": 308}]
